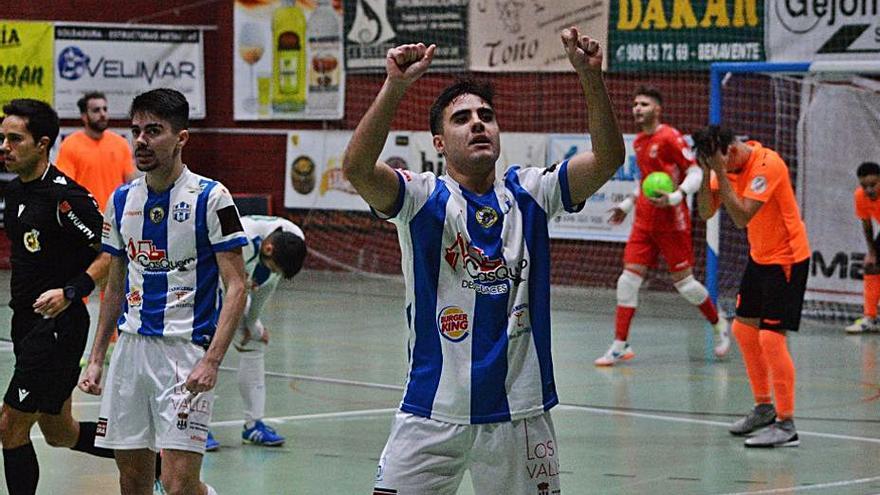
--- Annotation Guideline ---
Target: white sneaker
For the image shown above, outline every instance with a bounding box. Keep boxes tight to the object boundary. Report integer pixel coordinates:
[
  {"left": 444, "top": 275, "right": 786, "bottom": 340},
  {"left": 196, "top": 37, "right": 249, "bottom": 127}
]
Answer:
[
  {"left": 845, "top": 317, "right": 879, "bottom": 334},
  {"left": 594, "top": 341, "right": 635, "bottom": 367},
  {"left": 713, "top": 317, "right": 731, "bottom": 358}
]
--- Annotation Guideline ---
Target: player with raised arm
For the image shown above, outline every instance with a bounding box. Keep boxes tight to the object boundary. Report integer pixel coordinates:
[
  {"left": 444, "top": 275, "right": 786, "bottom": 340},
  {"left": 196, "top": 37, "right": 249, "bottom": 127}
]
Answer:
[
  {"left": 598, "top": 86, "right": 729, "bottom": 366},
  {"left": 343, "top": 28, "right": 625, "bottom": 493}
]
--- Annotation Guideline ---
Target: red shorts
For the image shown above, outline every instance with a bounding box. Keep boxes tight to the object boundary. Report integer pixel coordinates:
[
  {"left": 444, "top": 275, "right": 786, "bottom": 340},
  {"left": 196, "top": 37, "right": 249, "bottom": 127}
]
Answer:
[{"left": 622, "top": 226, "right": 694, "bottom": 272}]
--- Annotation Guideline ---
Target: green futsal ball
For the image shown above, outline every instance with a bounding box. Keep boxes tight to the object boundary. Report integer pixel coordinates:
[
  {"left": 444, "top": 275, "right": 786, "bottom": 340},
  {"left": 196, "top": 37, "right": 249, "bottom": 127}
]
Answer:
[{"left": 642, "top": 171, "right": 675, "bottom": 198}]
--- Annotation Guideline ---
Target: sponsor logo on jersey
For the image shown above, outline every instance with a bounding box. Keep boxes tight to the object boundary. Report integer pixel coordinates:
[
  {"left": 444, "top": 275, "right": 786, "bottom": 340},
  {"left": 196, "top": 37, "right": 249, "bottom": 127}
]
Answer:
[
  {"left": 17, "top": 388, "right": 29, "bottom": 402},
  {"left": 149, "top": 206, "right": 165, "bottom": 223},
  {"left": 23, "top": 229, "right": 40, "bottom": 253},
  {"left": 445, "top": 233, "right": 527, "bottom": 294},
  {"left": 61, "top": 202, "right": 97, "bottom": 240},
  {"left": 437, "top": 306, "right": 470, "bottom": 342},
  {"left": 127, "top": 288, "right": 142, "bottom": 307},
  {"left": 96, "top": 417, "right": 108, "bottom": 436},
  {"left": 510, "top": 303, "right": 531, "bottom": 339},
  {"left": 127, "top": 238, "right": 195, "bottom": 272},
  {"left": 172, "top": 201, "right": 191, "bottom": 222}
]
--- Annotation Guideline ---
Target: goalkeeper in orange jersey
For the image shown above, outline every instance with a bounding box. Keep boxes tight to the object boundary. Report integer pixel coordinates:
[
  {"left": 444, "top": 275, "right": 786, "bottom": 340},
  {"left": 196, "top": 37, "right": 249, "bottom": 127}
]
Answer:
[
  {"left": 695, "top": 125, "right": 809, "bottom": 448},
  {"left": 847, "top": 161, "right": 880, "bottom": 333}
]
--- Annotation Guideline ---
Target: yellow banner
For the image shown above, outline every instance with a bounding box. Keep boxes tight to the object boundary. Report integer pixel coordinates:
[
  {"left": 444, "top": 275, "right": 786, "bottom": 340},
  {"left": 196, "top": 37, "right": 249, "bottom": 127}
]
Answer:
[{"left": 0, "top": 21, "right": 54, "bottom": 109}]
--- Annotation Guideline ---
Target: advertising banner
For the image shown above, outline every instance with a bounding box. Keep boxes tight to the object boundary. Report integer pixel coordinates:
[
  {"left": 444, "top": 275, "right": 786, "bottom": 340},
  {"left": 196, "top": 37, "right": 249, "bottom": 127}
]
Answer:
[
  {"left": 53, "top": 24, "right": 205, "bottom": 119},
  {"left": 767, "top": 0, "right": 880, "bottom": 62},
  {"left": 284, "top": 130, "right": 547, "bottom": 210},
  {"left": 469, "top": 0, "right": 608, "bottom": 72},
  {"left": 608, "top": 0, "right": 765, "bottom": 71},
  {"left": 547, "top": 134, "right": 640, "bottom": 241},
  {"left": 0, "top": 21, "right": 54, "bottom": 108},
  {"left": 234, "top": 0, "right": 345, "bottom": 120},
  {"left": 797, "top": 83, "right": 880, "bottom": 305},
  {"left": 343, "top": 0, "right": 467, "bottom": 73}
]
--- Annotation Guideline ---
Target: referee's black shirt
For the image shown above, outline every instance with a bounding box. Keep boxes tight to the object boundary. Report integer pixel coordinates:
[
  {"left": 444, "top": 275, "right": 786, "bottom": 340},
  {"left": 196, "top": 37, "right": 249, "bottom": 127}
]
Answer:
[{"left": 4, "top": 165, "right": 103, "bottom": 311}]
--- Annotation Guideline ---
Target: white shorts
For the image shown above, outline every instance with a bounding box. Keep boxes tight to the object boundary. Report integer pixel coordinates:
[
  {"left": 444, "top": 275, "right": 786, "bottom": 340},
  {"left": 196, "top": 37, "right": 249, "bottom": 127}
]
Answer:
[
  {"left": 94, "top": 333, "right": 214, "bottom": 454},
  {"left": 374, "top": 411, "right": 561, "bottom": 495}
]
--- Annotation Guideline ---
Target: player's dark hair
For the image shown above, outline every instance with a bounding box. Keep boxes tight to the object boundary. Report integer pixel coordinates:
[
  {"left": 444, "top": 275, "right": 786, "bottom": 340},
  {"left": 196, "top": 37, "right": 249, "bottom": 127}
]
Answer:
[
  {"left": 266, "top": 229, "right": 307, "bottom": 279},
  {"left": 857, "top": 161, "right": 880, "bottom": 178},
  {"left": 130, "top": 88, "right": 189, "bottom": 131},
  {"left": 2, "top": 99, "right": 60, "bottom": 156},
  {"left": 635, "top": 85, "right": 663, "bottom": 106},
  {"left": 77, "top": 91, "right": 106, "bottom": 114},
  {"left": 429, "top": 78, "right": 495, "bottom": 136},
  {"left": 692, "top": 125, "right": 736, "bottom": 158}
]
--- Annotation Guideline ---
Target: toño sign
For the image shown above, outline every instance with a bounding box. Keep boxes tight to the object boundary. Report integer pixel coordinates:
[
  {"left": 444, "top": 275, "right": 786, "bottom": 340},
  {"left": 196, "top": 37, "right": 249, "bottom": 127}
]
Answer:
[
  {"left": 767, "top": 0, "right": 880, "bottom": 61},
  {"left": 609, "top": 0, "right": 765, "bottom": 71}
]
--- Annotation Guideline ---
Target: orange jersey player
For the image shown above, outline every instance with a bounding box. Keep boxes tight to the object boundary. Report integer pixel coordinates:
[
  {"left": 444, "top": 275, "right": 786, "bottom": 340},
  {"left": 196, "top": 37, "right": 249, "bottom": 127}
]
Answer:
[
  {"left": 695, "top": 125, "right": 810, "bottom": 449},
  {"left": 846, "top": 161, "right": 880, "bottom": 333}
]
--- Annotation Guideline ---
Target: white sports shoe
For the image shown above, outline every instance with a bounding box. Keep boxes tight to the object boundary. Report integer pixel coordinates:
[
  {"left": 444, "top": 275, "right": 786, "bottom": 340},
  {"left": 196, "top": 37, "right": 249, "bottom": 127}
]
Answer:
[
  {"left": 713, "top": 316, "right": 731, "bottom": 358},
  {"left": 594, "top": 341, "right": 635, "bottom": 367},
  {"left": 845, "top": 317, "right": 879, "bottom": 334}
]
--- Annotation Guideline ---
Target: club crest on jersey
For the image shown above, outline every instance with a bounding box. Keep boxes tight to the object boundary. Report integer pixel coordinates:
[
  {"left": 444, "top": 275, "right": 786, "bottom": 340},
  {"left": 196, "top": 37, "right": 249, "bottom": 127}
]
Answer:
[
  {"left": 172, "top": 202, "right": 191, "bottom": 222},
  {"left": 149, "top": 206, "right": 165, "bottom": 223},
  {"left": 437, "top": 306, "right": 470, "bottom": 342},
  {"left": 475, "top": 206, "right": 499, "bottom": 228},
  {"left": 750, "top": 175, "right": 767, "bottom": 194},
  {"left": 649, "top": 143, "right": 659, "bottom": 159},
  {"left": 23, "top": 229, "right": 40, "bottom": 253}
]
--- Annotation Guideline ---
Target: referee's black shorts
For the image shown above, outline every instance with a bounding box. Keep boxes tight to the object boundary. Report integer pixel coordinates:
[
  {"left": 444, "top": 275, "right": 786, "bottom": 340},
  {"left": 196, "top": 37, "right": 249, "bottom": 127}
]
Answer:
[
  {"left": 4, "top": 302, "right": 89, "bottom": 414},
  {"left": 735, "top": 256, "right": 810, "bottom": 332}
]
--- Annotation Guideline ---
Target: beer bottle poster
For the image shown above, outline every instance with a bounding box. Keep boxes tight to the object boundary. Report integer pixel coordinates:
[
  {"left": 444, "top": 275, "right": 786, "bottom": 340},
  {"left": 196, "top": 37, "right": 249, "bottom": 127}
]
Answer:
[{"left": 234, "top": 0, "right": 345, "bottom": 120}]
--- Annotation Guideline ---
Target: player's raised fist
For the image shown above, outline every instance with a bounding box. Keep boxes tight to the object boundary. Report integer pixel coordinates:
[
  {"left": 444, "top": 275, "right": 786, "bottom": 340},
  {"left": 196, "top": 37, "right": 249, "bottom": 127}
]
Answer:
[
  {"left": 386, "top": 43, "right": 436, "bottom": 84},
  {"left": 561, "top": 27, "right": 603, "bottom": 73}
]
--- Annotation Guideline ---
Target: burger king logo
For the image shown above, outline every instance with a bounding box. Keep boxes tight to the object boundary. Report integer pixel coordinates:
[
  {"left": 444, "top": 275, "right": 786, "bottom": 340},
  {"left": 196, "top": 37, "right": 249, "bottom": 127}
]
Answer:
[{"left": 437, "top": 306, "right": 470, "bottom": 342}]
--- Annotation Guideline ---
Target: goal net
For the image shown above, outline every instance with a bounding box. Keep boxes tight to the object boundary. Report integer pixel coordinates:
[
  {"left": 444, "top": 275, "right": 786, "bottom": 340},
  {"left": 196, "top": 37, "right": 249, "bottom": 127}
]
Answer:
[{"left": 706, "top": 61, "right": 880, "bottom": 321}]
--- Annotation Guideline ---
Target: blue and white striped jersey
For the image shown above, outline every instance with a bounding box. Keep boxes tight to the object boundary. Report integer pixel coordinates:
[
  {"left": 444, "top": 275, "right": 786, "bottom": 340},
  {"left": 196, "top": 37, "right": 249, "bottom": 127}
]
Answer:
[
  {"left": 102, "top": 167, "right": 248, "bottom": 345},
  {"left": 240, "top": 215, "right": 304, "bottom": 330},
  {"left": 386, "top": 161, "right": 583, "bottom": 425}
]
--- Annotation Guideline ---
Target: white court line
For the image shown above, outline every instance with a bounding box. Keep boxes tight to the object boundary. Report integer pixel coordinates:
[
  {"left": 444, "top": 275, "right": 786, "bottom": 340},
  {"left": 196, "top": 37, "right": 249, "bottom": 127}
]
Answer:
[
  {"left": 556, "top": 404, "right": 880, "bottom": 445},
  {"left": 219, "top": 366, "right": 405, "bottom": 392},
  {"left": 210, "top": 407, "right": 397, "bottom": 427},
  {"left": 714, "top": 475, "right": 880, "bottom": 495}
]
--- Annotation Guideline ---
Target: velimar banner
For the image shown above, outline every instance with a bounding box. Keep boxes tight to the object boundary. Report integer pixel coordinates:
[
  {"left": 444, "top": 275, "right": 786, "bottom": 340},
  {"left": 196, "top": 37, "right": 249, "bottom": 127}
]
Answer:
[
  {"left": 468, "top": 0, "right": 608, "bottom": 72},
  {"left": 0, "top": 21, "right": 54, "bottom": 109},
  {"left": 609, "top": 0, "right": 765, "bottom": 71},
  {"left": 53, "top": 23, "right": 206, "bottom": 119},
  {"left": 766, "top": 0, "right": 880, "bottom": 62},
  {"left": 234, "top": 0, "right": 345, "bottom": 120}
]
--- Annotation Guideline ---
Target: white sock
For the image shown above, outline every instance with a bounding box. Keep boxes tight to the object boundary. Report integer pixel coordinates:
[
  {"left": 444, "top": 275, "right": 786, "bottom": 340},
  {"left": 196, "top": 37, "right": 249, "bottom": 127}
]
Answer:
[
  {"left": 238, "top": 345, "right": 266, "bottom": 425},
  {"left": 611, "top": 339, "right": 627, "bottom": 352}
]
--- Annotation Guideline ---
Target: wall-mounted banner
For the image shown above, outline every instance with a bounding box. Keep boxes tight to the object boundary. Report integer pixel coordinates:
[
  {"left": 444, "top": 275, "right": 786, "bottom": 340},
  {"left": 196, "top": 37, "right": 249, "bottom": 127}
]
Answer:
[
  {"left": 767, "top": 0, "right": 880, "bottom": 62},
  {"left": 284, "top": 130, "right": 548, "bottom": 210},
  {"left": 547, "top": 134, "right": 639, "bottom": 242},
  {"left": 0, "top": 21, "right": 54, "bottom": 109},
  {"left": 608, "top": 0, "right": 765, "bottom": 71},
  {"left": 343, "top": 0, "right": 467, "bottom": 73},
  {"left": 469, "top": 0, "right": 608, "bottom": 72},
  {"left": 234, "top": 0, "right": 345, "bottom": 120},
  {"left": 53, "top": 24, "right": 205, "bottom": 119}
]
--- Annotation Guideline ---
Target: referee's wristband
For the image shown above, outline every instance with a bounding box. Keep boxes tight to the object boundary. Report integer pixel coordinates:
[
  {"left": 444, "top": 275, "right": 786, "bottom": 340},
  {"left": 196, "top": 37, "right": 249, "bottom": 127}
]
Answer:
[{"left": 64, "top": 272, "right": 96, "bottom": 301}]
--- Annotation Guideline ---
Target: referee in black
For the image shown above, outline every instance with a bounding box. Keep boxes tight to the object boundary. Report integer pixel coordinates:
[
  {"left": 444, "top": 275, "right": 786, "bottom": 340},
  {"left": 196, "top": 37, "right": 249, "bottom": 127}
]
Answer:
[{"left": 0, "top": 99, "right": 114, "bottom": 495}]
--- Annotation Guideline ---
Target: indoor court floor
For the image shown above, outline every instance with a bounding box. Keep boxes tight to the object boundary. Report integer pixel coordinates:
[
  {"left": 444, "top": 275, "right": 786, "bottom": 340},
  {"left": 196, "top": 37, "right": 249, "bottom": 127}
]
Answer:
[{"left": 0, "top": 270, "right": 878, "bottom": 494}]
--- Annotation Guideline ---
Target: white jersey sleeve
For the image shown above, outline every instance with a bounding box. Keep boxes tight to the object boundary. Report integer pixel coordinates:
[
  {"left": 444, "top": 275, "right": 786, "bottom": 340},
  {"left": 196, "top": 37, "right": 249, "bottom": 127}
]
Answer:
[
  {"left": 380, "top": 169, "right": 438, "bottom": 224},
  {"left": 102, "top": 182, "right": 131, "bottom": 256},
  {"left": 510, "top": 160, "right": 584, "bottom": 220},
  {"left": 207, "top": 183, "right": 247, "bottom": 251}
]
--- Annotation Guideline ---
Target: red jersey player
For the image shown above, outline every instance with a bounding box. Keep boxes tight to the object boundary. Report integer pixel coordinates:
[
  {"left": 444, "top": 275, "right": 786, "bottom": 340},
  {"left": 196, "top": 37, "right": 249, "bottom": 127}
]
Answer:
[{"left": 597, "top": 86, "right": 729, "bottom": 366}]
